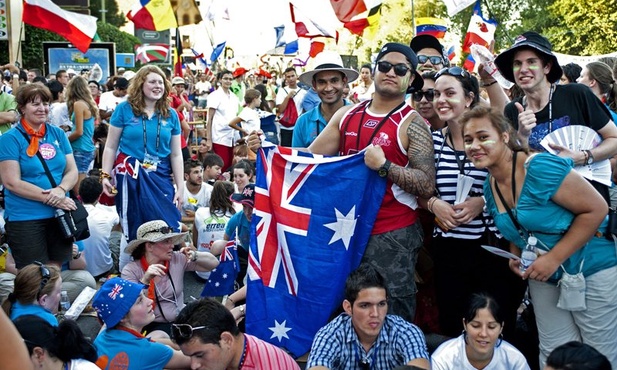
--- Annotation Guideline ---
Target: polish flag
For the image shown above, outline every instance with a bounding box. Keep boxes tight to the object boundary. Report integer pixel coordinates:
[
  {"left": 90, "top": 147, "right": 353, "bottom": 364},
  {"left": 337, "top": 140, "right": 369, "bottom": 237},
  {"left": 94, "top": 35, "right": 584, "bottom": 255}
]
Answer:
[{"left": 23, "top": 0, "right": 98, "bottom": 53}]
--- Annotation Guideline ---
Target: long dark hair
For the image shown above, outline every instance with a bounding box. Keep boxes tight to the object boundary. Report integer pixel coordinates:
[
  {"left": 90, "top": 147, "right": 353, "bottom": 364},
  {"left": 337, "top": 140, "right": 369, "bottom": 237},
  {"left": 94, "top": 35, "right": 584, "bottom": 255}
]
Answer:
[
  {"left": 14, "top": 315, "right": 98, "bottom": 363},
  {"left": 210, "top": 181, "right": 236, "bottom": 215}
]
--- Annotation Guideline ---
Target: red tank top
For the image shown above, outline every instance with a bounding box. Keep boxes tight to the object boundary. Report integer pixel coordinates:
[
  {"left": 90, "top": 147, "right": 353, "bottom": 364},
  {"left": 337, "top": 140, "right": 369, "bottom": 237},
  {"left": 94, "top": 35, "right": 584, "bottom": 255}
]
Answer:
[{"left": 339, "top": 100, "right": 418, "bottom": 234}]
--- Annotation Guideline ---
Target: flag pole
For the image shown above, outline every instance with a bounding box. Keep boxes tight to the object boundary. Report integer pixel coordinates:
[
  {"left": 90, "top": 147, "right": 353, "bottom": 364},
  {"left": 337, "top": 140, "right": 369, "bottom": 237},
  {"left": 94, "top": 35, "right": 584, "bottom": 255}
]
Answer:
[{"left": 411, "top": 0, "right": 416, "bottom": 37}]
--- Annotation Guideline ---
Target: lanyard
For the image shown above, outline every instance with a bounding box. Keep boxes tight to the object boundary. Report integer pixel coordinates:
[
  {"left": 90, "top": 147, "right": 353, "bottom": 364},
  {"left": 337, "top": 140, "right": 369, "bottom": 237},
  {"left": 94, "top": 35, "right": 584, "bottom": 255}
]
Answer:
[
  {"left": 492, "top": 151, "right": 527, "bottom": 241},
  {"left": 340, "top": 100, "right": 406, "bottom": 152},
  {"left": 142, "top": 114, "right": 161, "bottom": 155},
  {"left": 446, "top": 127, "right": 468, "bottom": 175}
]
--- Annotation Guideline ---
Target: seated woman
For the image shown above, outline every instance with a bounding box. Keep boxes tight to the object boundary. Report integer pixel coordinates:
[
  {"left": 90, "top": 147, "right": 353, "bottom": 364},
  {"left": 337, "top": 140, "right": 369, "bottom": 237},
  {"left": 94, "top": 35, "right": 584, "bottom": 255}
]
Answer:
[
  {"left": 431, "top": 293, "right": 530, "bottom": 370},
  {"left": 14, "top": 314, "right": 99, "bottom": 370},
  {"left": 1, "top": 262, "right": 62, "bottom": 326},
  {"left": 92, "top": 277, "right": 191, "bottom": 370},
  {"left": 121, "top": 220, "right": 219, "bottom": 335}
]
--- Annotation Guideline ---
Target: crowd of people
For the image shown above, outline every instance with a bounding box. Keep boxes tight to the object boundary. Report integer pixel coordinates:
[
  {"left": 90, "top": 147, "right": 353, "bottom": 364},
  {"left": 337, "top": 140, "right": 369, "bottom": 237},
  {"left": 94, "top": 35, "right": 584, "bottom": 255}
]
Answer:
[{"left": 0, "top": 28, "right": 616, "bottom": 370}]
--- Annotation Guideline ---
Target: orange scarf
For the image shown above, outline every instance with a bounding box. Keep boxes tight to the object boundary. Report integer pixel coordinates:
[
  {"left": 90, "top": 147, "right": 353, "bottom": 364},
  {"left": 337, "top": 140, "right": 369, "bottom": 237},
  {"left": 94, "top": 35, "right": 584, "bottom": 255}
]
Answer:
[
  {"left": 140, "top": 256, "right": 169, "bottom": 309},
  {"left": 20, "top": 119, "right": 46, "bottom": 157}
]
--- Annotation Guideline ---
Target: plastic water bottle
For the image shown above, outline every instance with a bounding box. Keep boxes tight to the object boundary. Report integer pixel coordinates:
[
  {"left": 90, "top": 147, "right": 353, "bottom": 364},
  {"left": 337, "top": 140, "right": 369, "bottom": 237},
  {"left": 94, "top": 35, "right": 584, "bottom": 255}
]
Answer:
[
  {"left": 60, "top": 291, "right": 71, "bottom": 313},
  {"left": 469, "top": 44, "right": 514, "bottom": 89},
  {"left": 55, "top": 209, "right": 74, "bottom": 238},
  {"left": 520, "top": 236, "right": 538, "bottom": 273}
]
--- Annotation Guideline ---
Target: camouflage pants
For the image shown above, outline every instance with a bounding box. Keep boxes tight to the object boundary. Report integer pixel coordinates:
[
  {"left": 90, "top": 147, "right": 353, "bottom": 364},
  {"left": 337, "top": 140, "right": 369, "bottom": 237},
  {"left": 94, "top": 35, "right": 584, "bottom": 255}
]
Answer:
[{"left": 362, "top": 222, "right": 423, "bottom": 323}]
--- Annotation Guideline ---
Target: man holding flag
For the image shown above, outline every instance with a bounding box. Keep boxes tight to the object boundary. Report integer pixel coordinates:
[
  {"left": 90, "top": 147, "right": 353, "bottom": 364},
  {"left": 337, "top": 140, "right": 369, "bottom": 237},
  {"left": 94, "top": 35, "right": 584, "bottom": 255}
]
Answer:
[{"left": 249, "top": 42, "right": 435, "bottom": 324}]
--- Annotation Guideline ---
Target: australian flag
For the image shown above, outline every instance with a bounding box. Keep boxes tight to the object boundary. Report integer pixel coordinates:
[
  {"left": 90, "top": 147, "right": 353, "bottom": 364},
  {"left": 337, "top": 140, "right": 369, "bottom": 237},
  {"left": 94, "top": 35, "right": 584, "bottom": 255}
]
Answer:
[
  {"left": 201, "top": 240, "right": 240, "bottom": 297},
  {"left": 245, "top": 145, "right": 387, "bottom": 358}
]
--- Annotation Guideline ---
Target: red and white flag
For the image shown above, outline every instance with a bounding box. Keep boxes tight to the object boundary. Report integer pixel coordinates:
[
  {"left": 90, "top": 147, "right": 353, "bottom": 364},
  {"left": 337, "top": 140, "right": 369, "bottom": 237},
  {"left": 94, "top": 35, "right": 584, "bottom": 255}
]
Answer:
[
  {"left": 23, "top": 0, "right": 98, "bottom": 53},
  {"left": 462, "top": 1, "right": 497, "bottom": 53}
]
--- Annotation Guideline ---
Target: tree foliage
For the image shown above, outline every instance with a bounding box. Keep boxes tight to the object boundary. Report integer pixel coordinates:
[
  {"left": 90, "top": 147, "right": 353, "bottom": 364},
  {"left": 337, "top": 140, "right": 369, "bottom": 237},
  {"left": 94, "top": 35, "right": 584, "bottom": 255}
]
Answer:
[
  {"left": 89, "top": 0, "right": 127, "bottom": 28},
  {"left": 546, "top": 0, "right": 617, "bottom": 55}
]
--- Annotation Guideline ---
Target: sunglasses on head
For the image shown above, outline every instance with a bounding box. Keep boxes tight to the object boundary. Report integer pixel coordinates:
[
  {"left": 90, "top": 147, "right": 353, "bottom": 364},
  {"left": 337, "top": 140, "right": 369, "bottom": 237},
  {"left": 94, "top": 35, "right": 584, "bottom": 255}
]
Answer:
[
  {"left": 143, "top": 226, "right": 174, "bottom": 238},
  {"left": 33, "top": 261, "right": 50, "bottom": 299},
  {"left": 171, "top": 323, "right": 207, "bottom": 340},
  {"left": 435, "top": 66, "right": 470, "bottom": 79},
  {"left": 417, "top": 55, "right": 444, "bottom": 65},
  {"left": 376, "top": 61, "right": 412, "bottom": 77},
  {"left": 413, "top": 88, "right": 435, "bottom": 102}
]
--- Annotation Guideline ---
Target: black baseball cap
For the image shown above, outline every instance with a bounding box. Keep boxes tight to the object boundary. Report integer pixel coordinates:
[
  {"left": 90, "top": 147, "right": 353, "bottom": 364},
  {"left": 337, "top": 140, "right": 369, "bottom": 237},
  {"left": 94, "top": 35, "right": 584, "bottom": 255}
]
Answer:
[{"left": 375, "top": 43, "right": 424, "bottom": 93}]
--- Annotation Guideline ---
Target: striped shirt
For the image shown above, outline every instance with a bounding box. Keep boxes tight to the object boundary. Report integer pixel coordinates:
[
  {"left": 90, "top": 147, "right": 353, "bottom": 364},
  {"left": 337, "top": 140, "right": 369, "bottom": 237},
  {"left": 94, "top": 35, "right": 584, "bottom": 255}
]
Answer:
[
  {"left": 242, "top": 334, "right": 300, "bottom": 369},
  {"left": 307, "top": 314, "right": 429, "bottom": 370},
  {"left": 433, "top": 130, "right": 495, "bottom": 239}
]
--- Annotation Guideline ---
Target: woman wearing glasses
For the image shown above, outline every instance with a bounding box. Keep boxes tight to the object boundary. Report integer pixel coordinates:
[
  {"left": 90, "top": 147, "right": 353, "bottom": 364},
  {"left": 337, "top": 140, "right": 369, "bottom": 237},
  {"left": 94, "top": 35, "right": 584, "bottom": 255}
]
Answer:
[
  {"left": 420, "top": 67, "right": 525, "bottom": 339},
  {"left": 100, "top": 65, "right": 184, "bottom": 244},
  {"left": 15, "top": 314, "right": 99, "bottom": 370},
  {"left": 1, "top": 262, "right": 61, "bottom": 326},
  {"left": 412, "top": 71, "right": 445, "bottom": 131},
  {"left": 121, "top": 220, "right": 219, "bottom": 335},
  {"left": 93, "top": 277, "right": 191, "bottom": 370}
]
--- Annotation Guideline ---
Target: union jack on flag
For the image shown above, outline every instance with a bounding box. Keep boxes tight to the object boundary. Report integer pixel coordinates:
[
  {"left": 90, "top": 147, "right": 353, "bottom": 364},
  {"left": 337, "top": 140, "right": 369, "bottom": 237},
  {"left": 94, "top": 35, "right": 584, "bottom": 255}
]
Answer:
[
  {"left": 201, "top": 240, "right": 239, "bottom": 297},
  {"left": 108, "top": 284, "right": 123, "bottom": 300},
  {"left": 245, "top": 144, "right": 386, "bottom": 358}
]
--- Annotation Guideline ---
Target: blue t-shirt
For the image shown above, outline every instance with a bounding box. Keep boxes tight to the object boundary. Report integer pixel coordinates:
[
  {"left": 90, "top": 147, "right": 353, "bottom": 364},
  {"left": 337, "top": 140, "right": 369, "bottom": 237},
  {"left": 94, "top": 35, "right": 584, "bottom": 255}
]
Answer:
[
  {"left": 71, "top": 115, "right": 96, "bottom": 152},
  {"left": 94, "top": 328, "right": 174, "bottom": 370},
  {"left": 225, "top": 211, "right": 251, "bottom": 251},
  {"left": 484, "top": 153, "right": 617, "bottom": 282},
  {"left": 110, "top": 101, "right": 181, "bottom": 160},
  {"left": 0, "top": 124, "right": 72, "bottom": 221},
  {"left": 10, "top": 301, "right": 58, "bottom": 326}
]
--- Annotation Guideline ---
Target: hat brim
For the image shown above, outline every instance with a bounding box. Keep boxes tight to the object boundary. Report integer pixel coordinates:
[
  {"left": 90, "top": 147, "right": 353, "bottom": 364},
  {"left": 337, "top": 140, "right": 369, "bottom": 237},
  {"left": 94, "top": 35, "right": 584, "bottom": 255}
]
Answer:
[
  {"left": 299, "top": 68, "right": 359, "bottom": 87},
  {"left": 124, "top": 232, "right": 188, "bottom": 255},
  {"left": 494, "top": 43, "right": 563, "bottom": 84},
  {"left": 409, "top": 71, "right": 424, "bottom": 93}
]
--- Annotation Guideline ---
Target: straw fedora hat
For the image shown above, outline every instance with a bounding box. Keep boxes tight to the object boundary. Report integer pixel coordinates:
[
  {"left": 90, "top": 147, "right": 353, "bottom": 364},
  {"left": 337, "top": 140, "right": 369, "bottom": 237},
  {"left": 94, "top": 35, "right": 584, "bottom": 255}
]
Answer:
[{"left": 124, "top": 220, "right": 187, "bottom": 254}]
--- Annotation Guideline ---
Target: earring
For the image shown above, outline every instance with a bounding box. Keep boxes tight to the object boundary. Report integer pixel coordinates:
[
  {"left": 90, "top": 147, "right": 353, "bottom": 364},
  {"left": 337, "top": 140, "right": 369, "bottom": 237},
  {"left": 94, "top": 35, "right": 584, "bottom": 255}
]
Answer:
[{"left": 496, "top": 333, "right": 503, "bottom": 347}]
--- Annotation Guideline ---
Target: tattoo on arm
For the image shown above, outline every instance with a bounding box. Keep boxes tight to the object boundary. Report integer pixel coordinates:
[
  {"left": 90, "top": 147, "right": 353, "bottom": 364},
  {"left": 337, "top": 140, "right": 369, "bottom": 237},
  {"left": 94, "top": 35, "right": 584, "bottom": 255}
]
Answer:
[{"left": 388, "top": 114, "right": 436, "bottom": 198}]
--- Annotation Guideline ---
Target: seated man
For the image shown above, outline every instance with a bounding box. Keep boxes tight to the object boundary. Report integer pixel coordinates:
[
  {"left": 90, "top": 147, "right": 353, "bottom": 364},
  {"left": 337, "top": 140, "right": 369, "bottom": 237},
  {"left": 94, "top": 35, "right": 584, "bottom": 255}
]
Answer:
[
  {"left": 307, "top": 264, "right": 430, "bottom": 370},
  {"left": 173, "top": 298, "right": 300, "bottom": 369}
]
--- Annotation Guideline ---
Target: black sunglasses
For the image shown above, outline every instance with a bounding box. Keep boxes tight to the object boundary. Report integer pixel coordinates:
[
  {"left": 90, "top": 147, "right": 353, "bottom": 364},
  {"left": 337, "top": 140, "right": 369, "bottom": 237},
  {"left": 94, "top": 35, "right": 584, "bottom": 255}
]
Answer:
[
  {"left": 413, "top": 88, "right": 435, "bottom": 102},
  {"left": 376, "top": 61, "right": 412, "bottom": 77},
  {"left": 435, "top": 66, "right": 470, "bottom": 79},
  {"left": 33, "top": 261, "right": 50, "bottom": 299},
  {"left": 143, "top": 226, "right": 174, "bottom": 237},
  {"left": 171, "top": 324, "right": 207, "bottom": 340},
  {"left": 417, "top": 55, "right": 444, "bottom": 65}
]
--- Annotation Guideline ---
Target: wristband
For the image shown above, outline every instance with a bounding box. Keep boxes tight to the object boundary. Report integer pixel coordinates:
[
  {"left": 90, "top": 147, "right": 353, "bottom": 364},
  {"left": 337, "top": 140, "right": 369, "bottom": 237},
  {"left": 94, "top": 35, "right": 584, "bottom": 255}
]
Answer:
[
  {"left": 72, "top": 252, "right": 82, "bottom": 260},
  {"left": 58, "top": 185, "right": 68, "bottom": 193},
  {"left": 227, "top": 297, "right": 236, "bottom": 306},
  {"left": 480, "top": 80, "right": 498, "bottom": 87}
]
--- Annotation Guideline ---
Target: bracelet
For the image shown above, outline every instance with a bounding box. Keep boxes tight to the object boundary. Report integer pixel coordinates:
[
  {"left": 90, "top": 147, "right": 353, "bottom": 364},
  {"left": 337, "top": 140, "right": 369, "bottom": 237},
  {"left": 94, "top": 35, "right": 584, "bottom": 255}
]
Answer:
[
  {"left": 227, "top": 297, "right": 236, "bottom": 306},
  {"left": 72, "top": 252, "right": 82, "bottom": 260},
  {"left": 191, "top": 251, "right": 198, "bottom": 262},
  {"left": 58, "top": 185, "right": 68, "bottom": 193},
  {"left": 582, "top": 150, "right": 589, "bottom": 165},
  {"left": 481, "top": 80, "right": 498, "bottom": 87},
  {"left": 427, "top": 196, "right": 438, "bottom": 213}
]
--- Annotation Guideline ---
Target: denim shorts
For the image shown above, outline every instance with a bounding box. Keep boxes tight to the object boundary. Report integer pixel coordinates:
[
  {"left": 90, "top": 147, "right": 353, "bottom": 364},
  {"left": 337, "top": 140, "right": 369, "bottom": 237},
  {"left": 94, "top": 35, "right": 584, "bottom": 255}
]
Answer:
[{"left": 73, "top": 150, "right": 95, "bottom": 174}]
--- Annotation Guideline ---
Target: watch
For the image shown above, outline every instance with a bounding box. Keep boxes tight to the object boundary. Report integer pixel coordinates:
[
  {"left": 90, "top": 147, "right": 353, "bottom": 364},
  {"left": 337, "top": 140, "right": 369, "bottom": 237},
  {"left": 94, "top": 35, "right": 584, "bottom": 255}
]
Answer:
[
  {"left": 378, "top": 160, "right": 391, "bottom": 178},
  {"left": 585, "top": 150, "right": 594, "bottom": 165}
]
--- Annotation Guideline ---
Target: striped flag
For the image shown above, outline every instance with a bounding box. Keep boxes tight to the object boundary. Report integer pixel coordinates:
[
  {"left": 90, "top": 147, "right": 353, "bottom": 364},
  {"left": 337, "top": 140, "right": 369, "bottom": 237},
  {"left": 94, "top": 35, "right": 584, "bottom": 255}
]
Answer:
[
  {"left": 415, "top": 17, "right": 448, "bottom": 39},
  {"left": 127, "top": 0, "right": 177, "bottom": 31},
  {"left": 23, "top": 0, "right": 97, "bottom": 53}
]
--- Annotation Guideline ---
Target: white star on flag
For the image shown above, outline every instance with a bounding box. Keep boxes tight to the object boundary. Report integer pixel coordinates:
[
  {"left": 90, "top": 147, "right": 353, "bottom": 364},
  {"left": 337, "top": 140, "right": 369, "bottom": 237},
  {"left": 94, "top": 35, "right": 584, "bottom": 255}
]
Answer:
[
  {"left": 324, "top": 206, "right": 357, "bottom": 250},
  {"left": 269, "top": 320, "right": 292, "bottom": 341},
  {"left": 222, "top": 273, "right": 228, "bottom": 279}
]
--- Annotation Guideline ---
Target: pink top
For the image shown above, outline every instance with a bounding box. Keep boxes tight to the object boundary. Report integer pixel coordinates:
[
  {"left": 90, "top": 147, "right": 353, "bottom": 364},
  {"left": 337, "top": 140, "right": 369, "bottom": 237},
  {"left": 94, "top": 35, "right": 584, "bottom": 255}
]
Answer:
[{"left": 242, "top": 334, "right": 300, "bottom": 369}]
